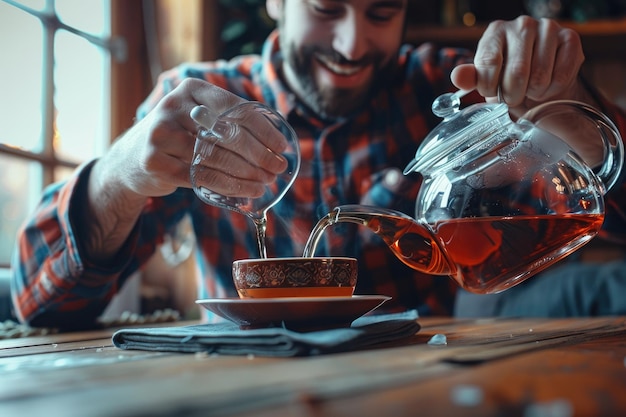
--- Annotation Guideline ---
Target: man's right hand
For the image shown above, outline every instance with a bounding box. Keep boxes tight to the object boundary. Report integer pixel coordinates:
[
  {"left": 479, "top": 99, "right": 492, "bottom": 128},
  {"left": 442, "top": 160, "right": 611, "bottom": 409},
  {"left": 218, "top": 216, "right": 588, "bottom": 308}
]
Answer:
[{"left": 82, "top": 79, "right": 289, "bottom": 262}]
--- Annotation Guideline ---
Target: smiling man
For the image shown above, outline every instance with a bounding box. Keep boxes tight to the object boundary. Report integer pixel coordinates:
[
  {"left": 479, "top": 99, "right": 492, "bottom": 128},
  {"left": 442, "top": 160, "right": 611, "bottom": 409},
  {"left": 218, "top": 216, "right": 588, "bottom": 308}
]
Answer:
[
  {"left": 12, "top": 0, "right": 626, "bottom": 329},
  {"left": 271, "top": 0, "right": 406, "bottom": 120}
]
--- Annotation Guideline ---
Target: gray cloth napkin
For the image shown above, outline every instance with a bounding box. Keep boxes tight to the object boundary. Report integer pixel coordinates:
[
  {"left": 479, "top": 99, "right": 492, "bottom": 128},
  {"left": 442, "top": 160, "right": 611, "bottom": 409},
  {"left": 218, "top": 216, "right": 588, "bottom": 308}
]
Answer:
[{"left": 112, "top": 310, "right": 420, "bottom": 357}]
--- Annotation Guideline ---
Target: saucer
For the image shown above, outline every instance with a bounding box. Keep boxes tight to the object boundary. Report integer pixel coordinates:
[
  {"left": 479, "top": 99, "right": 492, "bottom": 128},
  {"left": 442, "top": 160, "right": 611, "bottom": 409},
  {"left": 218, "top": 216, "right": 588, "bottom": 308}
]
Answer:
[{"left": 195, "top": 295, "right": 391, "bottom": 331}]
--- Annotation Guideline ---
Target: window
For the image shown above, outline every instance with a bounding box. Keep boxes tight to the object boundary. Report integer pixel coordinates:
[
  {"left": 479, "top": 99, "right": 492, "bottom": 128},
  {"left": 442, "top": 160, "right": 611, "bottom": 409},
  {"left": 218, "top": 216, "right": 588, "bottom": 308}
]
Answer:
[{"left": 0, "top": 0, "right": 121, "bottom": 269}]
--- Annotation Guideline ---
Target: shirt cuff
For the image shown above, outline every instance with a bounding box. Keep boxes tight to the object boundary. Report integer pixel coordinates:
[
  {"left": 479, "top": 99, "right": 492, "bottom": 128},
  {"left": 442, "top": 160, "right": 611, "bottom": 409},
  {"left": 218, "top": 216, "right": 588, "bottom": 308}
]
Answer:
[{"left": 57, "top": 159, "right": 141, "bottom": 282}]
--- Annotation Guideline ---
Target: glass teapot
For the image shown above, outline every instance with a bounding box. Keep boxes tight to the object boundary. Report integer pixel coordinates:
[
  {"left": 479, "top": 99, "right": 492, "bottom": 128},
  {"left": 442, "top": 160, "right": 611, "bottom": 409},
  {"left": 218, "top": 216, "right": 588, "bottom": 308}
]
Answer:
[{"left": 304, "top": 91, "right": 624, "bottom": 294}]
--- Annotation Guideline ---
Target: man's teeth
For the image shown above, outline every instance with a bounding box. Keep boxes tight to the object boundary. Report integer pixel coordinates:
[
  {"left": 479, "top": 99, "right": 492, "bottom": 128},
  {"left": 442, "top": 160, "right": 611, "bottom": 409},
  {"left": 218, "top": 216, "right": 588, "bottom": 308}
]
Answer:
[{"left": 317, "top": 55, "right": 361, "bottom": 75}]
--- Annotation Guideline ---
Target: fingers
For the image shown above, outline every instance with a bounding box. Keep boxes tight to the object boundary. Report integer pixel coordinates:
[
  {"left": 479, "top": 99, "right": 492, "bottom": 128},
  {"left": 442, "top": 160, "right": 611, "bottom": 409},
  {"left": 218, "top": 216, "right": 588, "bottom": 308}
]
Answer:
[
  {"left": 194, "top": 135, "right": 281, "bottom": 183},
  {"left": 191, "top": 170, "right": 268, "bottom": 198},
  {"left": 524, "top": 19, "right": 558, "bottom": 100},
  {"left": 226, "top": 103, "right": 290, "bottom": 154},
  {"left": 191, "top": 143, "right": 276, "bottom": 197},
  {"left": 188, "top": 79, "right": 246, "bottom": 127},
  {"left": 473, "top": 20, "right": 506, "bottom": 100},
  {"left": 155, "top": 78, "right": 247, "bottom": 136},
  {"left": 523, "top": 19, "right": 583, "bottom": 101},
  {"left": 190, "top": 119, "right": 290, "bottom": 198},
  {"left": 230, "top": 125, "right": 289, "bottom": 174},
  {"left": 191, "top": 102, "right": 290, "bottom": 170},
  {"left": 471, "top": 16, "right": 584, "bottom": 107},
  {"left": 499, "top": 18, "right": 534, "bottom": 105},
  {"left": 540, "top": 27, "right": 584, "bottom": 99},
  {"left": 141, "top": 78, "right": 296, "bottom": 198}
]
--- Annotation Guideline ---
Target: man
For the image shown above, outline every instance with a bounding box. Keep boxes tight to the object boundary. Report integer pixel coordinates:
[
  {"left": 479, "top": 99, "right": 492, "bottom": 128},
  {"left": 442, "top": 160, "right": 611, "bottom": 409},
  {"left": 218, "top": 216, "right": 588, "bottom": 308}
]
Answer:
[{"left": 12, "top": 0, "right": 626, "bottom": 329}]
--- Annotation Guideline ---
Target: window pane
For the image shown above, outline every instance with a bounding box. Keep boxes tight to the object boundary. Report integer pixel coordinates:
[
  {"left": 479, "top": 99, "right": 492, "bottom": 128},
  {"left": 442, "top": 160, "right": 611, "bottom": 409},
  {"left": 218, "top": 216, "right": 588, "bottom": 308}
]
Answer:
[
  {"left": 0, "top": 155, "right": 42, "bottom": 266},
  {"left": 0, "top": 0, "right": 112, "bottom": 269},
  {"left": 54, "top": 30, "right": 109, "bottom": 163},
  {"left": 56, "top": 0, "right": 106, "bottom": 34},
  {"left": 0, "top": 2, "right": 43, "bottom": 152}
]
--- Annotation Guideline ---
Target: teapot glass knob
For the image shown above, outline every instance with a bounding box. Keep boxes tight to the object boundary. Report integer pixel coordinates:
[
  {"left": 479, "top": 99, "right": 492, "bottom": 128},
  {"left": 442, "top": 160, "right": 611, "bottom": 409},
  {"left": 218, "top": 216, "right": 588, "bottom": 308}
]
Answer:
[{"left": 431, "top": 89, "right": 471, "bottom": 119}]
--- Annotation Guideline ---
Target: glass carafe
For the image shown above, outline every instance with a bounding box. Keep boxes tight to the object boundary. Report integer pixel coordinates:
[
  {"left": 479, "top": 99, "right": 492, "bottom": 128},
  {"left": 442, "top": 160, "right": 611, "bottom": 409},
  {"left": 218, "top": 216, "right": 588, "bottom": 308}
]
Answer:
[{"left": 304, "top": 94, "right": 624, "bottom": 294}]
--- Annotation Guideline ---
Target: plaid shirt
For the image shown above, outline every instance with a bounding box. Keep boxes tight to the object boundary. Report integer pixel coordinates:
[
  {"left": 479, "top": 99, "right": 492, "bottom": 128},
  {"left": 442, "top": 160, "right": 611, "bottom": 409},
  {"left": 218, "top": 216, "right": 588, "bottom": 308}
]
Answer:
[{"left": 12, "top": 31, "right": 626, "bottom": 329}]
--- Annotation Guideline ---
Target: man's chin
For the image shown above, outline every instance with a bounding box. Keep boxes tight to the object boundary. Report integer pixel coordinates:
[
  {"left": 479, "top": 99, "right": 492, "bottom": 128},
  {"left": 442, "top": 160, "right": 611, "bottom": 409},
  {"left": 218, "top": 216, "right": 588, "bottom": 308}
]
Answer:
[{"left": 314, "top": 90, "right": 371, "bottom": 120}]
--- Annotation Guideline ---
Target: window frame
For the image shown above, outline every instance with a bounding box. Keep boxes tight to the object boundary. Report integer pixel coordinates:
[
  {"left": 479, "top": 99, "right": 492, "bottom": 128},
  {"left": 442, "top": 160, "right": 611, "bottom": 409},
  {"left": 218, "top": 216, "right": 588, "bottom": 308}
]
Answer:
[
  {"left": 0, "top": 0, "right": 140, "bottom": 270},
  {"left": 0, "top": 0, "right": 221, "bottom": 270}
]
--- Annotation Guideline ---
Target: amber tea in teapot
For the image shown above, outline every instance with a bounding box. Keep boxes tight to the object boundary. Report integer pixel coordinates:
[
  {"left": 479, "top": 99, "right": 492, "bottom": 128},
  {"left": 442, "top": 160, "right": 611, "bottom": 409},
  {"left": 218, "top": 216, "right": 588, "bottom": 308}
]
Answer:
[
  {"left": 304, "top": 92, "right": 623, "bottom": 294},
  {"left": 303, "top": 206, "right": 603, "bottom": 294}
]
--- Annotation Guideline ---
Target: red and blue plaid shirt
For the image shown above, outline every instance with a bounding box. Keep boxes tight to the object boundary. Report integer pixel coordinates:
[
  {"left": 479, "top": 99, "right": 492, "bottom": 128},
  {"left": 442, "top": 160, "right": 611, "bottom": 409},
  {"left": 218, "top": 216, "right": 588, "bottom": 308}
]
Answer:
[{"left": 12, "top": 31, "right": 626, "bottom": 329}]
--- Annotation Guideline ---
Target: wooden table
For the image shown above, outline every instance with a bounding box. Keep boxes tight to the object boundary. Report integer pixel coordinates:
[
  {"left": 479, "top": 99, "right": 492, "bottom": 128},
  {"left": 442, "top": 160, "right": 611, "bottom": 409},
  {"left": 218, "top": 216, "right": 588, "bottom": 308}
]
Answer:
[{"left": 1, "top": 316, "right": 625, "bottom": 417}]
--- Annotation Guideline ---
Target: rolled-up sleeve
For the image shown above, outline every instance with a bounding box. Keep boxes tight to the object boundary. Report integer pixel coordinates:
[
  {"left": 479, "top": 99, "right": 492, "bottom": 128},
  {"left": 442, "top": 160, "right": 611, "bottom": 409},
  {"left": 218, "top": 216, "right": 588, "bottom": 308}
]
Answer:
[{"left": 11, "top": 160, "right": 141, "bottom": 329}]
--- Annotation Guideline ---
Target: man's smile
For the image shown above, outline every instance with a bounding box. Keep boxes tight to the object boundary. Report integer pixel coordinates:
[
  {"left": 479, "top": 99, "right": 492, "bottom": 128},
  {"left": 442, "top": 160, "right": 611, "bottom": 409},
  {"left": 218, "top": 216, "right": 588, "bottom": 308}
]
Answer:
[
  {"left": 313, "top": 52, "right": 373, "bottom": 88},
  {"left": 315, "top": 53, "right": 364, "bottom": 75}
]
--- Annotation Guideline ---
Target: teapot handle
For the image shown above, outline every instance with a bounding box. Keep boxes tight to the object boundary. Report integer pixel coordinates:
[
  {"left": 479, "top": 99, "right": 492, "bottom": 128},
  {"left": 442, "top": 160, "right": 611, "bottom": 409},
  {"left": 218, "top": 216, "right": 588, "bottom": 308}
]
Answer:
[{"left": 519, "top": 100, "right": 624, "bottom": 193}]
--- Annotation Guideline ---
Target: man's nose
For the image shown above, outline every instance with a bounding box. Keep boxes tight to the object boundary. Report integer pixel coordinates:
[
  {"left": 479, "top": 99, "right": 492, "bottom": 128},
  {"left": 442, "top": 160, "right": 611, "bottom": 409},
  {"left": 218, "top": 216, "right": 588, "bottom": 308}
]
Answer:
[{"left": 332, "top": 14, "right": 368, "bottom": 61}]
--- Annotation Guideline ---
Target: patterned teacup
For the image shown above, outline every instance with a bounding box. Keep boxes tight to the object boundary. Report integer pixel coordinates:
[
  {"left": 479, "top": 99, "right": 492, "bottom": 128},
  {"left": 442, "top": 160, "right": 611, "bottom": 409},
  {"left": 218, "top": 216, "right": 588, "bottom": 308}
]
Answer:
[{"left": 232, "top": 257, "right": 357, "bottom": 298}]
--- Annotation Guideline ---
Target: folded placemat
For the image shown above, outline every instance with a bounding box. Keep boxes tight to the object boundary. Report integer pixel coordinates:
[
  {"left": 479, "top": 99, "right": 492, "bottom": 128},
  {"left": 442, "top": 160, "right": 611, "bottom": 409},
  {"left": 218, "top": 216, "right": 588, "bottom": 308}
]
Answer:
[{"left": 112, "top": 310, "right": 420, "bottom": 357}]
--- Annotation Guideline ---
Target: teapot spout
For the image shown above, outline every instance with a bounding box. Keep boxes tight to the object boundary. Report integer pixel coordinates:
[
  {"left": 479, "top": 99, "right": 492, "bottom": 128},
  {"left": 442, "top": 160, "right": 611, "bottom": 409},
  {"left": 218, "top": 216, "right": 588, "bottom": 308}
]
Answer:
[{"left": 303, "top": 205, "right": 454, "bottom": 276}]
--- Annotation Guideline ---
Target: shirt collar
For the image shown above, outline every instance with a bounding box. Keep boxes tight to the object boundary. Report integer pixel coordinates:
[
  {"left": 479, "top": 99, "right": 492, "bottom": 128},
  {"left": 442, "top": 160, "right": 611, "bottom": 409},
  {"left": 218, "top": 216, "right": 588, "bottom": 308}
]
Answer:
[{"left": 260, "top": 30, "right": 298, "bottom": 118}]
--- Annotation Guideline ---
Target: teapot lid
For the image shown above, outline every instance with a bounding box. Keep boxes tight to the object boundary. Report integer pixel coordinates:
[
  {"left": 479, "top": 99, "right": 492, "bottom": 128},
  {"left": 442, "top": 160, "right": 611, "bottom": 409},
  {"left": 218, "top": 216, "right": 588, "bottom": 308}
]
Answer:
[{"left": 403, "top": 90, "right": 509, "bottom": 175}]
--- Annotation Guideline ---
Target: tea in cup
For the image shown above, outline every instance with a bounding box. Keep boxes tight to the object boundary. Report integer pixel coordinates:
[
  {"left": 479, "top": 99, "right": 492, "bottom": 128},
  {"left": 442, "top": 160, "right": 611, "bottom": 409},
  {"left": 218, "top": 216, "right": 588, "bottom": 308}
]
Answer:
[{"left": 232, "top": 257, "right": 357, "bottom": 298}]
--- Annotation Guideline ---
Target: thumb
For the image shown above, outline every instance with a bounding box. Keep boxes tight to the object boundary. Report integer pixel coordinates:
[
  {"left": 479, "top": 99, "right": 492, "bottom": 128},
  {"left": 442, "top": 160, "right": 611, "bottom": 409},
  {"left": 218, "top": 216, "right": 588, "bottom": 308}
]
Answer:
[{"left": 451, "top": 64, "right": 477, "bottom": 92}]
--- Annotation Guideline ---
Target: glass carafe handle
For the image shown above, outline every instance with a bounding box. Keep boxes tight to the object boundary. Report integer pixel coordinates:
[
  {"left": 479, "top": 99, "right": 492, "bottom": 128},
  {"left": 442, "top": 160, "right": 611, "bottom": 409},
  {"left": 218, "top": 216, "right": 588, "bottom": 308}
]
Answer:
[{"left": 519, "top": 100, "right": 624, "bottom": 193}]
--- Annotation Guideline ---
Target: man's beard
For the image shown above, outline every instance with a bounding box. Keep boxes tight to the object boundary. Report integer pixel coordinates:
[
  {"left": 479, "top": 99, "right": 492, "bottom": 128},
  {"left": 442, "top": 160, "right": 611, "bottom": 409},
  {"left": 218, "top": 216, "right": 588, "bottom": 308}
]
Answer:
[{"left": 283, "top": 43, "right": 396, "bottom": 121}]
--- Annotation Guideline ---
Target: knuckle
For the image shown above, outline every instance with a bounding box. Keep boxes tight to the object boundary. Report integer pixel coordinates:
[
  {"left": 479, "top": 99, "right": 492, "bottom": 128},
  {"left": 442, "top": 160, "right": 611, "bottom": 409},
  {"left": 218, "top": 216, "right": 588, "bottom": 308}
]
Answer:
[
  {"left": 158, "top": 92, "right": 183, "bottom": 112},
  {"left": 516, "top": 20, "right": 538, "bottom": 39},
  {"left": 560, "top": 28, "right": 582, "bottom": 48},
  {"left": 516, "top": 15, "right": 538, "bottom": 30},
  {"left": 505, "top": 61, "right": 529, "bottom": 81},
  {"left": 550, "top": 71, "right": 572, "bottom": 89},
  {"left": 540, "top": 17, "right": 560, "bottom": 32},
  {"left": 528, "top": 69, "right": 550, "bottom": 90},
  {"left": 178, "top": 77, "right": 203, "bottom": 91},
  {"left": 474, "top": 51, "right": 502, "bottom": 69},
  {"left": 485, "top": 19, "right": 506, "bottom": 32}
]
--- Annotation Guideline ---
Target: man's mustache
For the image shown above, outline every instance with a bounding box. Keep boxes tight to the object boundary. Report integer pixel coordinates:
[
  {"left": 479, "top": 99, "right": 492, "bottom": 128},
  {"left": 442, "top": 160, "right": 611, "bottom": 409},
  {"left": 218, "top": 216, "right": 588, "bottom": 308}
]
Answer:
[{"left": 313, "top": 49, "right": 379, "bottom": 68}]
